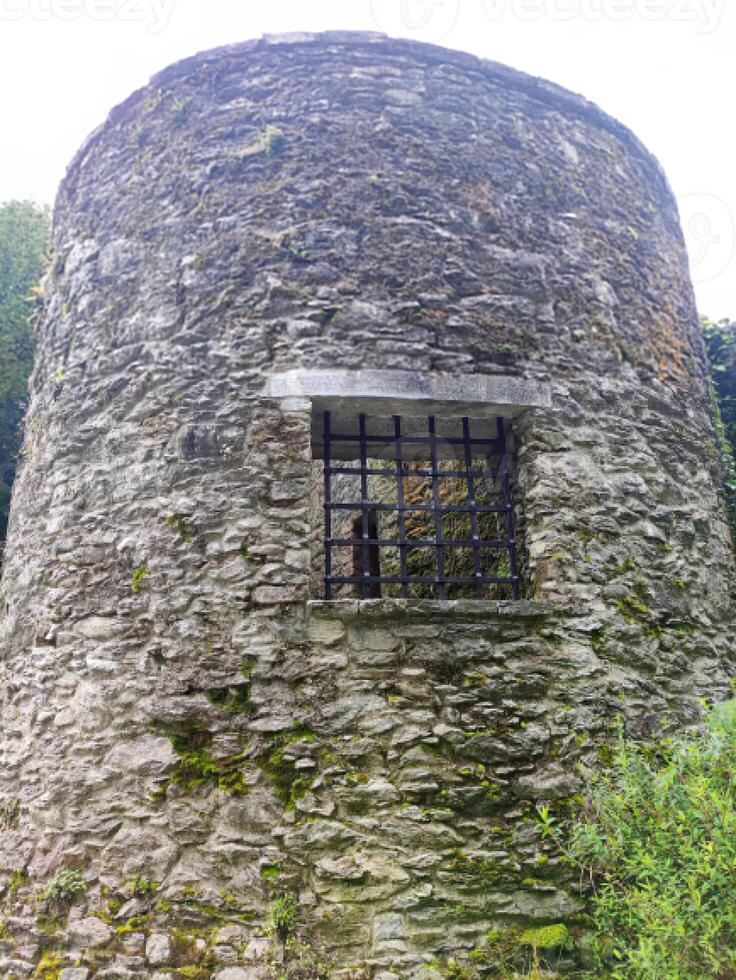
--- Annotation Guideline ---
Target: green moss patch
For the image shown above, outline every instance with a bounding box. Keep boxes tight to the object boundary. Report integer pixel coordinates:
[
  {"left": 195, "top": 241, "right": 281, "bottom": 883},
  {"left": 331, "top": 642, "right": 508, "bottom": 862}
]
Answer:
[{"left": 152, "top": 718, "right": 249, "bottom": 797}]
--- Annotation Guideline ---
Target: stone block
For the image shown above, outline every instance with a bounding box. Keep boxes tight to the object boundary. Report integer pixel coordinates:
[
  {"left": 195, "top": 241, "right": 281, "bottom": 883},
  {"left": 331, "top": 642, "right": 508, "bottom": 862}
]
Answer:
[
  {"left": 215, "top": 924, "right": 250, "bottom": 946},
  {"left": 146, "top": 932, "right": 174, "bottom": 966},
  {"left": 68, "top": 917, "right": 114, "bottom": 948},
  {"left": 122, "top": 932, "right": 146, "bottom": 955},
  {"left": 373, "top": 913, "right": 405, "bottom": 943},
  {"left": 0, "top": 962, "right": 33, "bottom": 977},
  {"left": 213, "top": 944, "right": 238, "bottom": 963},
  {"left": 243, "top": 937, "right": 270, "bottom": 962},
  {"left": 213, "top": 969, "right": 262, "bottom": 980},
  {"left": 514, "top": 763, "right": 582, "bottom": 800}
]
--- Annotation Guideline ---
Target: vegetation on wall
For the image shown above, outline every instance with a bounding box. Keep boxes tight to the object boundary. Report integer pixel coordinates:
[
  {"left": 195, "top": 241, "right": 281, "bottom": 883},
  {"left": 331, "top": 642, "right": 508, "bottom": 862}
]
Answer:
[
  {"left": 701, "top": 317, "right": 736, "bottom": 538},
  {"left": 539, "top": 700, "right": 736, "bottom": 979},
  {"left": 702, "top": 318, "right": 736, "bottom": 446},
  {"left": 0, "top": 199, "right": 50, "bottom": 542}
]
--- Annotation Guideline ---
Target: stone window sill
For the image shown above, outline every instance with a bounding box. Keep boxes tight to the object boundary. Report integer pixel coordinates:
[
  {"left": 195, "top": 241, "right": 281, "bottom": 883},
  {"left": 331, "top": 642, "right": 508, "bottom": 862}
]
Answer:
[{"left": 307, "top": 598, "right": 569, "bottom": 622}]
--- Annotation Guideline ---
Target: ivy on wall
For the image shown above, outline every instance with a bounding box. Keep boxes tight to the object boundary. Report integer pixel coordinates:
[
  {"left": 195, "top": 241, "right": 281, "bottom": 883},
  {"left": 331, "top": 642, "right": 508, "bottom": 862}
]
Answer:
[{"left": 0, "top": 199, "right": 49, "bottom": 542}]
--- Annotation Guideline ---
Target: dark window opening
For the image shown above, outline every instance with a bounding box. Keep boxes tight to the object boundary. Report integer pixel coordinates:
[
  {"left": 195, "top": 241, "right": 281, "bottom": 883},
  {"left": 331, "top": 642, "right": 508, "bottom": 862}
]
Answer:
[
  {"left": 351, "top": 512, "right": 381, "bottom": 598},
  {"left": 321, "top": 411, "right": 520, "bottom": 600}
]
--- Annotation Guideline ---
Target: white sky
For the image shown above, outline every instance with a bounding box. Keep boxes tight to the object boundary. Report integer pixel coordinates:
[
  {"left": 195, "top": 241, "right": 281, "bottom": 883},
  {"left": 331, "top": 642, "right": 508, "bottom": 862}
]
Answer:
[{"left": 0, "top": 0, "right": 733, "bottom": 318}]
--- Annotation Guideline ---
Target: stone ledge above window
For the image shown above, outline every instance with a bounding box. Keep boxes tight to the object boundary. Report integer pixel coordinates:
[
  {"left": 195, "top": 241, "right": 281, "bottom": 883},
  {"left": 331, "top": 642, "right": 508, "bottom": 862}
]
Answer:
[{"left": 264, "top": 368, "right": 553, "bottom": 425}]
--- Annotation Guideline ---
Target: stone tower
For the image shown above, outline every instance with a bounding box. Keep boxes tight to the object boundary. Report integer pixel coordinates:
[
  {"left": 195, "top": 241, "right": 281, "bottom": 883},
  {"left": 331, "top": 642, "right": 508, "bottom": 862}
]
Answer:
[{"left": 0, "top": 31, "right": 733, "bottom": 978}]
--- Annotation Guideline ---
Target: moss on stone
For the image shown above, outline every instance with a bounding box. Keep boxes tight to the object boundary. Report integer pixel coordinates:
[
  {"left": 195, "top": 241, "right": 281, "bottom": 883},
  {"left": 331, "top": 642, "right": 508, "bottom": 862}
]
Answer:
[
  {"left": 115, "top": 913, "right": 152, "bottom": 934},
  {"left": 254, "top": 726, "right": 317, "bottom": 809},
  {"left": 517, "top": 922, "right": 571, "bottom": 950},
  {"left": 177, "top": 893, "right": 256, "bottom": 925},
  {"left": 131, "top": 565, "right": 149, "bottom": 592},
  {"left": 32, "top": 951, "right": 63, "bottom": 980},
  {"left": 206, "top": 684, "right": 252, "bottom": 715},
  {"left": 591, "top": 626, "right": 606, "bottom": 654},
  {"left": 164, "top": 513, "right": 193, "bottom": 542},
  {"left": 447, "top": 849, "right": 505, "bottom": 884},
  {"left": 262, "top": 125, "right": 285, "bottom": 156},
  {"left": 153, "top": 718, "right": 249, "bottom": 796},
  {"left": 6, "top": 868, "right": 29, "bottom": 899},
  {"left": 36, "top": 914, "right": 66, "bottom": 937}
]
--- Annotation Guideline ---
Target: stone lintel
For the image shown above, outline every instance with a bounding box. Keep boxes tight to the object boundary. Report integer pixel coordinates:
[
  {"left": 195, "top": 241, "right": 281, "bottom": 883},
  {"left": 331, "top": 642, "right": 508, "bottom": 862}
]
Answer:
[
  {"left": 266, "top": 369, "right": 552, "bottom": 460},
  {"left": 264, "top": 369, "right": 552, "bottom": 419}
]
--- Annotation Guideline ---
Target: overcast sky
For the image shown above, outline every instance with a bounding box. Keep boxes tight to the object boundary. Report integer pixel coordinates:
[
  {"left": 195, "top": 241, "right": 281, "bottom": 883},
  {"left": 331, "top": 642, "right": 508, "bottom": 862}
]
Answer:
[{"left": 0, "top": 0, "right": 732, "bottom": 318}]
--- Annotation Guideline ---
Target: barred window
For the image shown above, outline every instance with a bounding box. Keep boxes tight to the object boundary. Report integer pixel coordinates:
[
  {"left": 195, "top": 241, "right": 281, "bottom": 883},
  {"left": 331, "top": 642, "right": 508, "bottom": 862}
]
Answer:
[{"left": 320, "top": 411, "right": 520, "bottom": 600}]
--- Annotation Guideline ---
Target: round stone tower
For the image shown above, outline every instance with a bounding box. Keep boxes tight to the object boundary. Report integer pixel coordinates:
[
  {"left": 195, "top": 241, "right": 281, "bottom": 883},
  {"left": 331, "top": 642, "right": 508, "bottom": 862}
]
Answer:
[{"left": 0, "top": 31, "right": 733, "bottom": 978}]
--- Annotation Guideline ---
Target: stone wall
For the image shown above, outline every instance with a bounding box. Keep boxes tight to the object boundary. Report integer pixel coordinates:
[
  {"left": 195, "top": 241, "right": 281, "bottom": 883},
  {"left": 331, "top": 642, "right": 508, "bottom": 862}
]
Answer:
[{"left": 0, "top": 30, "right": 734, "bottom": 978}]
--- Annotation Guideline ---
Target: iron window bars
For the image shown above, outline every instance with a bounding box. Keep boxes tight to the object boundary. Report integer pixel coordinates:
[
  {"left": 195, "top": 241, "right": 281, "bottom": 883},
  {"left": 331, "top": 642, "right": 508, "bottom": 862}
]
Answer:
[{"left": 322, "top": 411, "right": 520, "bottom": 600}]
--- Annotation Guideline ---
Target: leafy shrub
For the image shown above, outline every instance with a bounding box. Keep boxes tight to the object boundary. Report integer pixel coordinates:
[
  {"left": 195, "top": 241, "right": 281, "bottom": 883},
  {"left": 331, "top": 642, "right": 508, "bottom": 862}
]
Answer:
[
  {"left": 264, "top": 894, "right": 333, "bottom": 978},
  {"left": 569, "top": 700, "right": 736, "bottom": 978},
  {"left": 266, "top": 893, "right": 297, "bottom": 943},
  {"left": 126, "top": 876, "right": 158, "bottom": 897},
  {"left": 44, "top": 868, "right": 88, "bottom": 905},
  {"left": 270, "top": 936, "right": 332, "bottom": 979}
]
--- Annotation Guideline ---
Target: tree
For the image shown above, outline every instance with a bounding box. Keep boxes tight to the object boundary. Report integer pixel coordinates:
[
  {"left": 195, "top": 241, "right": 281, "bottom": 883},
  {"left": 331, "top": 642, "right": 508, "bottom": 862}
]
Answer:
[
  {"left": 700, "top": 318, "right": 736, "bottom": 540},
  {"left": 701, "top": 317, "right": 736, "bottom": 449},
  {"left": 0, "top": 200, "right": 50, "bottom": 541}
]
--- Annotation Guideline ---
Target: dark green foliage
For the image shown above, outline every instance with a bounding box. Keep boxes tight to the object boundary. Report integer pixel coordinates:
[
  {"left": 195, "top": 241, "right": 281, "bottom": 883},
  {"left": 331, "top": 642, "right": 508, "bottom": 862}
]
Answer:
[
  {"left": 701, "top": 317, "right": 736, "bottom": 537},
  {"left": 0, "top": 200, "right": 50, "bottom": 540},
  {"left": 702, "top": 318, "right": 736, "bottom": 446},
  {"left": 568, "top": 701, "right": 736, "bottom": 978}
]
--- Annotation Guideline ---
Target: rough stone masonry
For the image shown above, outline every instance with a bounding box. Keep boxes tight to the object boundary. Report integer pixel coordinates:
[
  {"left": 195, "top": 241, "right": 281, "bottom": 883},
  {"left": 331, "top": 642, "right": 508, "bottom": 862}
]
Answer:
[{"left": 0, "top": 30, "right": 734, "bottom": 979}]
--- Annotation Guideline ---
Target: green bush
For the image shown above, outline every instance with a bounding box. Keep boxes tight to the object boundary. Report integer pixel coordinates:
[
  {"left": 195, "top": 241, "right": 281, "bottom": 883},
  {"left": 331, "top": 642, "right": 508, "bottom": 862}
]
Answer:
[{"left": 569, "top": 700, "right": 736, "bottom": 978}]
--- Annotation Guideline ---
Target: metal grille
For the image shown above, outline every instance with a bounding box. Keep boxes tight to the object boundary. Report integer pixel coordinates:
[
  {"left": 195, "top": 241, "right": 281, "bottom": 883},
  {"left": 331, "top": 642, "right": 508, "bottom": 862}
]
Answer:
[{"left": 322, "top": 412, "right": 520, "bottom": 600}]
